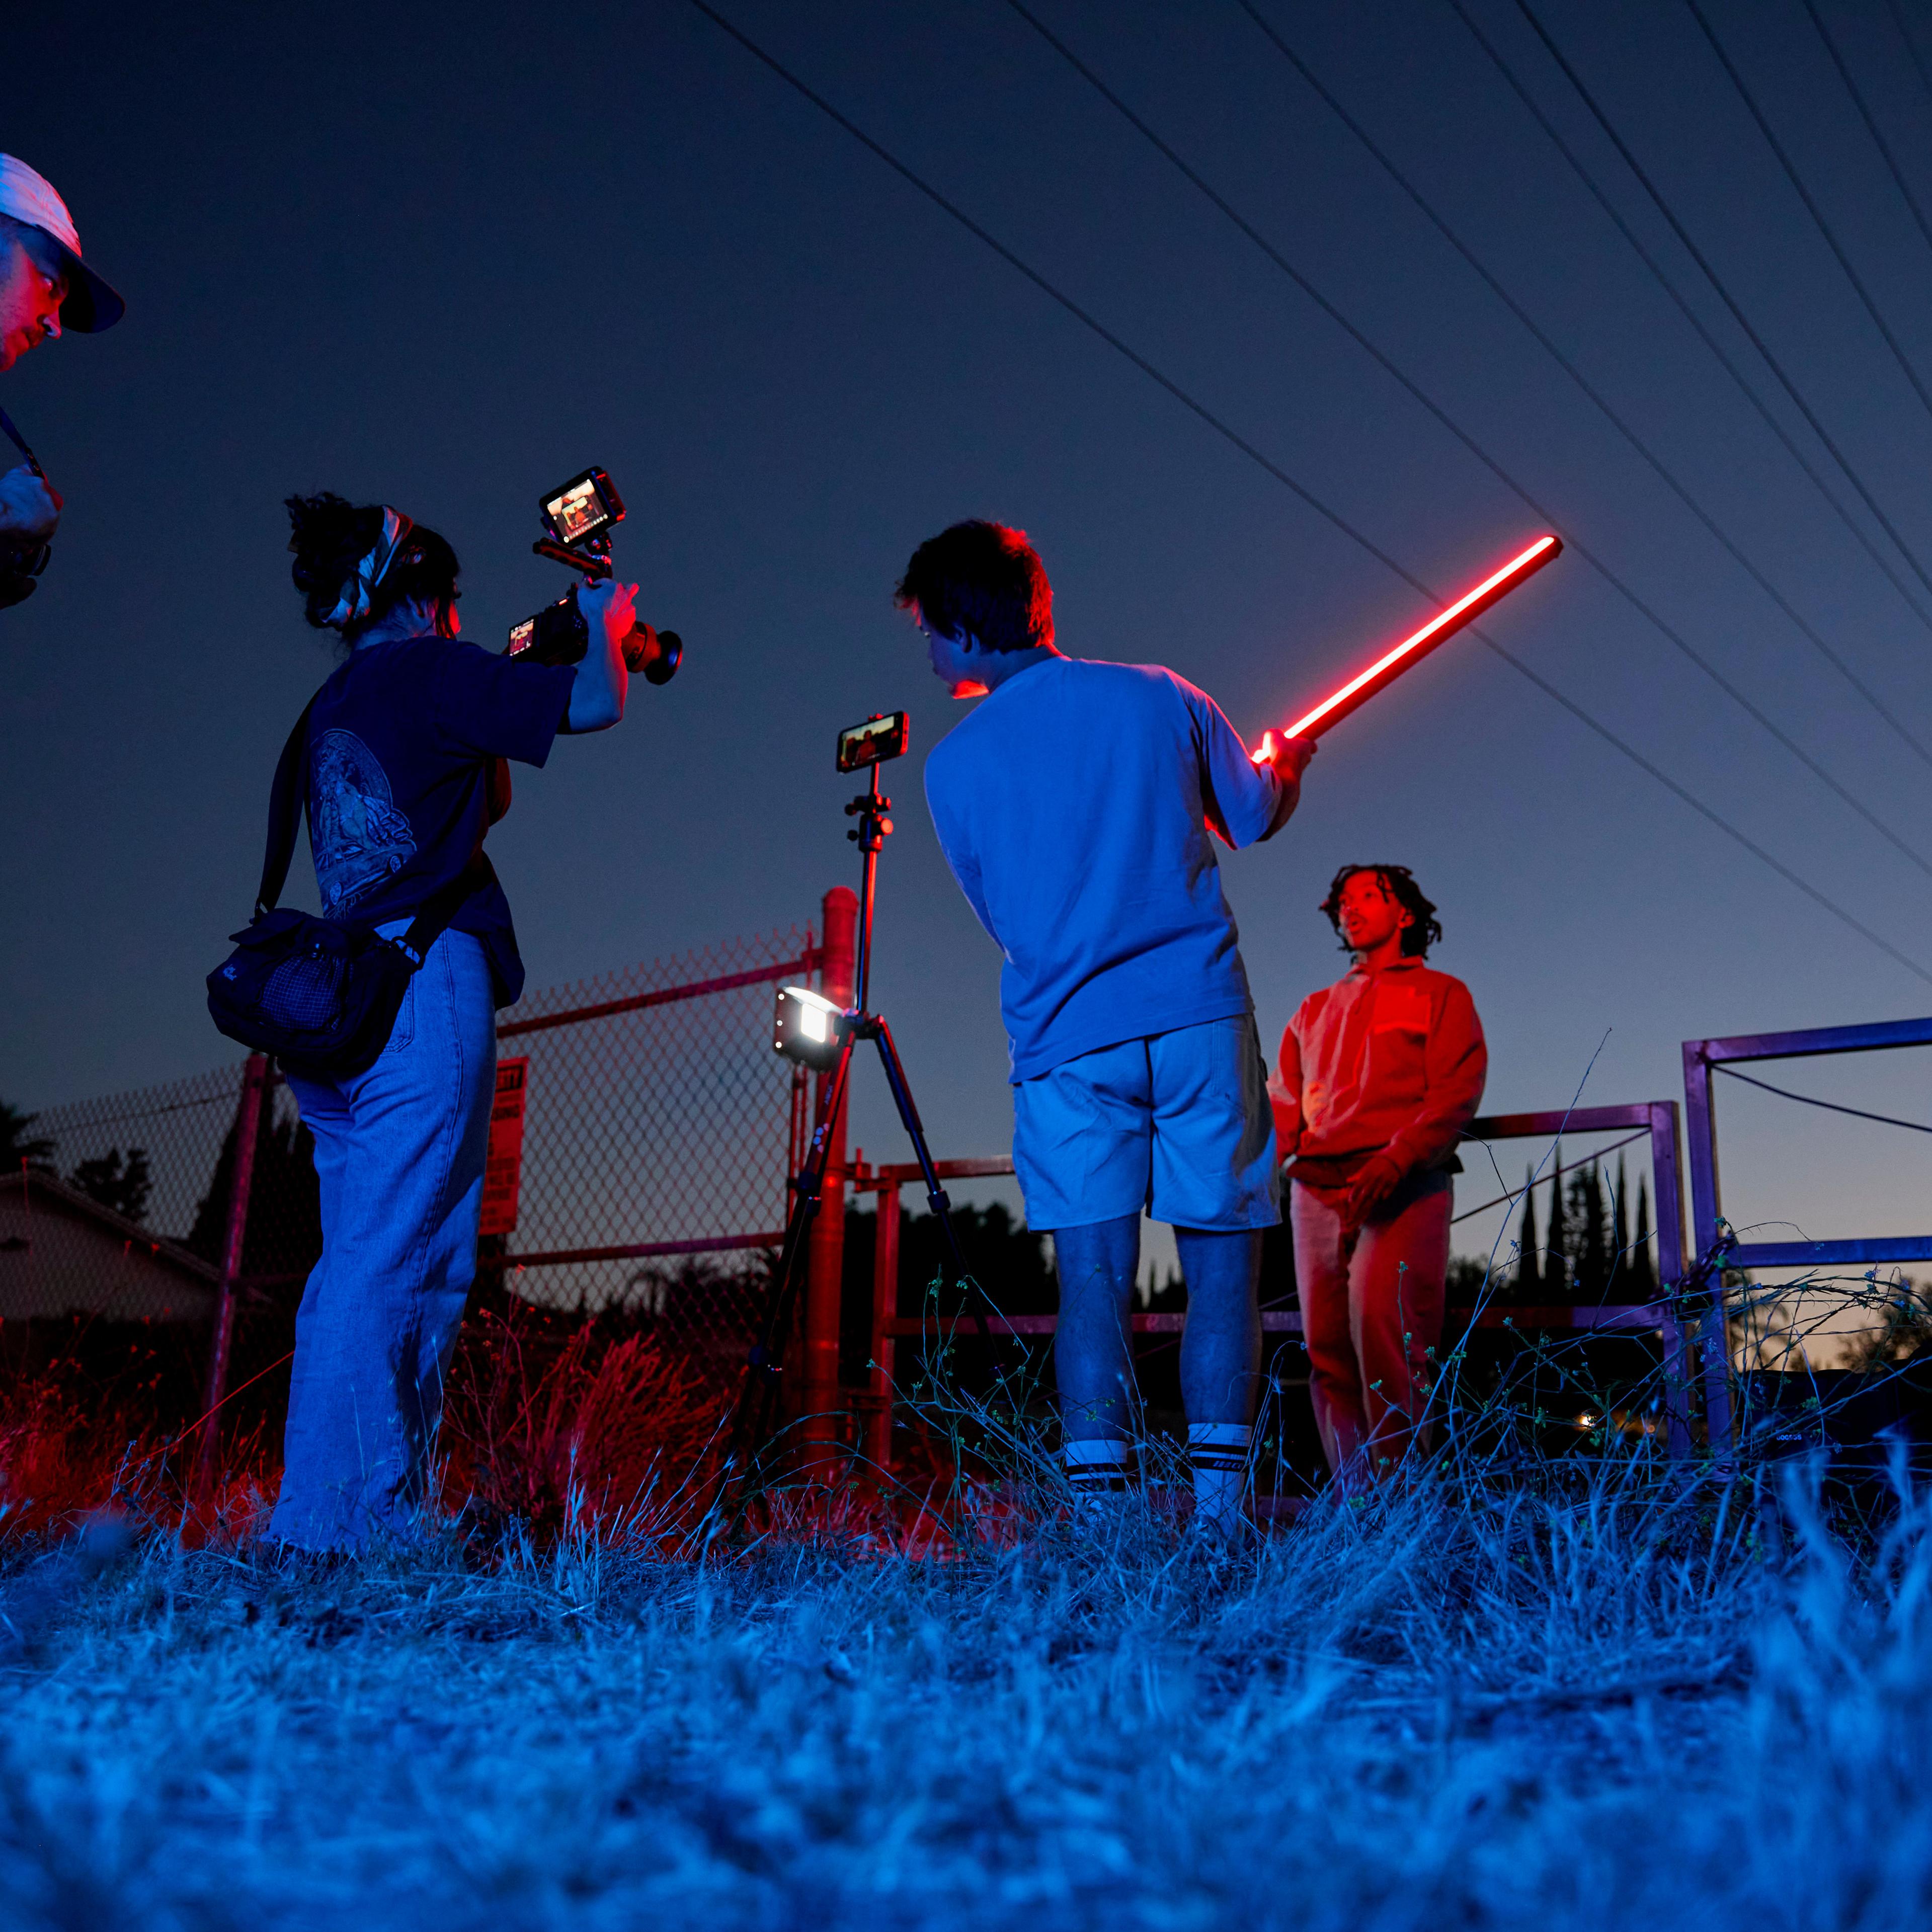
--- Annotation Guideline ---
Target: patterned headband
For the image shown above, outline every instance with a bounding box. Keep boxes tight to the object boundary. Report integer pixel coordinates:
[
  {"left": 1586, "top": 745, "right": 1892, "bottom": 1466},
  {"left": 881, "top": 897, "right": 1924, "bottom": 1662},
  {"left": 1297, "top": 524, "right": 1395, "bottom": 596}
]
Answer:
[{"left": 325, "top": 506, "right": 415, "bottom": 629}]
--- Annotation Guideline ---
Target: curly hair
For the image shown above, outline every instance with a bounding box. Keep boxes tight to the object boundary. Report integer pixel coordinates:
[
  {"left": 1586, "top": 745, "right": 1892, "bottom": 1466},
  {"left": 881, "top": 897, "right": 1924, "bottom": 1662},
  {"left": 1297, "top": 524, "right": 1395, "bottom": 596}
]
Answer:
[
  {"left": 285, "top": 491, "right": 461, "bottom": 640},
  {"left": 894, "top": 519, "right": 1053, "bottom": 654},
  {"left": 1319, "top": 863, "right": 1442, "bottom": 958}
]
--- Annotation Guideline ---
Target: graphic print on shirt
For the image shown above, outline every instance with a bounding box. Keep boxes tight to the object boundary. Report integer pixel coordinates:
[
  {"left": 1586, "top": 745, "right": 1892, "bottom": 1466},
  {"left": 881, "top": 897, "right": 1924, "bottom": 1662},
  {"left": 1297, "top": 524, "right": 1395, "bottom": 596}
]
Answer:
[{"left": 310, "top": 728, "right": 418, "bottom": 914}]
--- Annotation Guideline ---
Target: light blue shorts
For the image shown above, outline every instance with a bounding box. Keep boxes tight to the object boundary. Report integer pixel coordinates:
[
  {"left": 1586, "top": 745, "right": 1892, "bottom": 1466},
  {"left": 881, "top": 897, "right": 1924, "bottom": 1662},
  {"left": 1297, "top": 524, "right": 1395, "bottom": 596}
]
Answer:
[{"left": 1011, "top": 1014, "right": 1280, "bottom": 1233}]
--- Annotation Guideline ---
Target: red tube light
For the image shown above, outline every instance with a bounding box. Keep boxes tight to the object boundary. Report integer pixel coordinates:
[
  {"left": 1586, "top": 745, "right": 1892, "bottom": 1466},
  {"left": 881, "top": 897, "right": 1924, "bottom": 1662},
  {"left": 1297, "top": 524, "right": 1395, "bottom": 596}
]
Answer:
[{"left": 1257, "top": 533, "right": 1562, "bottom": 754}]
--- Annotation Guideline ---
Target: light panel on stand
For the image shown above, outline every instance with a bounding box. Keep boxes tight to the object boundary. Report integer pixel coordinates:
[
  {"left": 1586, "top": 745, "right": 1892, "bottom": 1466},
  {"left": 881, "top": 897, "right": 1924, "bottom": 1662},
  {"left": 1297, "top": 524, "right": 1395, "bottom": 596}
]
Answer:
[{"left": 773, "top": 984, "right": 849, "bottom": 1070}]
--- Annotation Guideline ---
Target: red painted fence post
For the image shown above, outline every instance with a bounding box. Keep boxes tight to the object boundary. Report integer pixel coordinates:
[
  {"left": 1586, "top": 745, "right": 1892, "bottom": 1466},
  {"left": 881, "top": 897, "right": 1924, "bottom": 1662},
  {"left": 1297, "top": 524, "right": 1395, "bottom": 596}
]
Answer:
[
  {"left": 800, "top": 887, "right": 857, "bottom": 1464},
  {"left": 195, "top": 1053, "right": 268, "bottom": 1503}
]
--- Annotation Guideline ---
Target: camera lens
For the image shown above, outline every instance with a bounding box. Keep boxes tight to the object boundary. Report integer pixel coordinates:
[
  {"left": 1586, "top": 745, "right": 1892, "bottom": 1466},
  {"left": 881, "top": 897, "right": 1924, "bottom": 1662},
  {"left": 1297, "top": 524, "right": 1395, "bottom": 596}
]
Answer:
[{"left": 646, "top": 629, "right": 682, "bottom": 685}]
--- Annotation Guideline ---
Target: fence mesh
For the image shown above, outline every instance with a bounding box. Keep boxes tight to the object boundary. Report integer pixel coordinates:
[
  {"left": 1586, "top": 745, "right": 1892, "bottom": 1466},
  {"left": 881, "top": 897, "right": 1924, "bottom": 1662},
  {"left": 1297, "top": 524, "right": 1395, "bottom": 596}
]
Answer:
[
  {"left": 9, "top": 921, "right": 816, "bottom": 1395},
  {"left": 479, "top": 924, "right": 816, "bottom": 1370},
  {"left": 7, "top": 1063, "right": 248, "bottom": 1324}
]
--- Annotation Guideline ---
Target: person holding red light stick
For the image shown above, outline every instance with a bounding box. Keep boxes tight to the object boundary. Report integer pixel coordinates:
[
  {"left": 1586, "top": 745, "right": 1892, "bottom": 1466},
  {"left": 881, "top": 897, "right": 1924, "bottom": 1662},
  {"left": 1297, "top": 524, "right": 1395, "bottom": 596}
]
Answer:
[
  {"left": 902, "top": 519, "right": 1315, "bottom": 1536},
  {"left": 1272, "top": 864, "right": 1486, "bottom": 1488}
]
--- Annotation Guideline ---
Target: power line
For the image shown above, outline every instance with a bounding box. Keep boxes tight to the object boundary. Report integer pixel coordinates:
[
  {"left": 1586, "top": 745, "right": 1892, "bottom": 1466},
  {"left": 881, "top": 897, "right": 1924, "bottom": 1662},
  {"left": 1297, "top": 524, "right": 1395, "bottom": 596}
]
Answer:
[
  {"left": 1224, "top": 0, "right": 1932, "bottom": 874},
  {"left": 1882, "top": 0, "right": 1932, "bottom": 112},
  {"left": 1803, "top": 0, "right": 1932, "bottom": 264},
  {"left": 1019, "top": 0, "right": 1932, "bottom": 807},
  {"left": 1715, "top": 1063, "right": 1932, "bottom": 1137},
  {"left": 1443, "top": 0, "right": 1932, "bottom": 721},
  {"left": 682, "top": 0, "right": 1932, "bottom": 990},
  {"left": 1512, "top": 0, "right": 1932, "bottom": 609},
  {"left": 1683, "top": 0, "right": 1932, "bottom": 431}
]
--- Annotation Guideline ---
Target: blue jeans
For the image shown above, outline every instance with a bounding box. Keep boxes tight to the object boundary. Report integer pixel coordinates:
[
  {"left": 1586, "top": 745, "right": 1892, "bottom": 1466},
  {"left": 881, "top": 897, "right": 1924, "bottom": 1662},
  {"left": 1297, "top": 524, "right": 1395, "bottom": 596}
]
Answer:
[{"left": 270, "top": 928, "right": 496, "bottom": 1552}]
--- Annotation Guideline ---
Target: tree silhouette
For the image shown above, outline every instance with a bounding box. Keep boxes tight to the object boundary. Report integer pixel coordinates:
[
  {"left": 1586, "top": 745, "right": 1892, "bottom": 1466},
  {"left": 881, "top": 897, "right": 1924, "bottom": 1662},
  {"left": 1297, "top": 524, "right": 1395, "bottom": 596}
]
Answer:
[
  {"left": 1515, "top": 1165, "right": 1540, "bottom": 1296},
  {"left": 0, "top": 1100, "right": 54, "bottom": 1172},
  {"left": 69, "top": 1146, "right": 153, "bottom": 1224},
  {"left": 1544, "top": 1146, "right": 1567, "bottom": 1294},
  {"left": 187, "top": 1089, "right": 321, "bottom": 1282},
  {"left": 1628, "top": 1174, "right": 1658, "bottom": 1298}
]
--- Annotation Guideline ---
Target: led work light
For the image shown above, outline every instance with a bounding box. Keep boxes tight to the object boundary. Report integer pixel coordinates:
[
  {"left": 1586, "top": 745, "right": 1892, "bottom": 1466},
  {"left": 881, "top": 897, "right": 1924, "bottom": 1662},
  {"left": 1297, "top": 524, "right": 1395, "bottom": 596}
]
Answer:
[{"left": 773, "top": 984, "right": 849, "bottom": 1071}]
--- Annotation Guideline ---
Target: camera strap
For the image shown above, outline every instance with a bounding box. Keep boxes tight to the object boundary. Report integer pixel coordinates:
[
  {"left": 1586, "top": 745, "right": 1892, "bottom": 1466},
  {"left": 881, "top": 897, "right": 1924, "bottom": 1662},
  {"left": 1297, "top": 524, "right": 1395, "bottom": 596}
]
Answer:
[
  {"left": 0, "top": 405, "right": 45, "bottom": 478},
  {"left": 257, "top": 696, "right": 485, "bottom": 963}
]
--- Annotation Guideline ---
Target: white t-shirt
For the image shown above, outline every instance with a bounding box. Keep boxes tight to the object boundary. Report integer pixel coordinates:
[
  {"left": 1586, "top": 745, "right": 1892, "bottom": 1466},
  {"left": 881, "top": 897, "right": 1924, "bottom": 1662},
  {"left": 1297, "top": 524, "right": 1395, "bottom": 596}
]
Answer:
[{"left": 924, "top": 655, "right": 1283, "bottom": 1082}]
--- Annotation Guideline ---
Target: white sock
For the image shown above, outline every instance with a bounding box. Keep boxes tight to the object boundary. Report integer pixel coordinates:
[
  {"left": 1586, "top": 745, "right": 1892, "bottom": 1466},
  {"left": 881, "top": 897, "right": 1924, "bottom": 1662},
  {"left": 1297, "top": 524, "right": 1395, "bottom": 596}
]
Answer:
[
  {"left": 1189, "top": 1422, "right": 1252, "bottom": 1531},
  {"left": 1062, "top": 1436, "right": 1134, "bottom": 1501}
]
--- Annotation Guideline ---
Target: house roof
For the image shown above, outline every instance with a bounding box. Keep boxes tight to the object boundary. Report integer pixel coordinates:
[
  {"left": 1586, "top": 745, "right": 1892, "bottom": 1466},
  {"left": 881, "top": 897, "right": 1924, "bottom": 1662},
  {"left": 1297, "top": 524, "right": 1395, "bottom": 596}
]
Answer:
[{"left": 0, "top": 1167, "right": 218, "bottom": 1322}]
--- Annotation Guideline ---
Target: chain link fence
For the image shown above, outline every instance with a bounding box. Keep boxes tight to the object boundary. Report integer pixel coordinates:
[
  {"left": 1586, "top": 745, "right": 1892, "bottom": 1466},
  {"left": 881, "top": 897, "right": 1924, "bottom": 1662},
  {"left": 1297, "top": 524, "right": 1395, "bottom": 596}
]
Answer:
[
  {"left": 7, "top": 1064, "right": 245, "bottom": 1324},
  {"left": 488, "top": 925, "right": 817, "bottom": 1379},
  {"left": 6, "top": 918, "right": 821, "bottom": 1426}
]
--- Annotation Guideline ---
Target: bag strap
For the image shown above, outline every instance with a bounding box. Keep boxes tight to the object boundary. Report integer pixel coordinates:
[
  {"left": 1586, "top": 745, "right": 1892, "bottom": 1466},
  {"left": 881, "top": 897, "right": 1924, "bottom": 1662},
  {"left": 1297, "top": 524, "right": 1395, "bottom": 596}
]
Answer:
[
  {"left": 256, "top": 696, "right": 318, "bottom": 918},
  {"left": 385, "top": 857, "right": 489, "bottom": 968},
  {"left": 0, "top": 406, "right": 45, "bottom": 478}
]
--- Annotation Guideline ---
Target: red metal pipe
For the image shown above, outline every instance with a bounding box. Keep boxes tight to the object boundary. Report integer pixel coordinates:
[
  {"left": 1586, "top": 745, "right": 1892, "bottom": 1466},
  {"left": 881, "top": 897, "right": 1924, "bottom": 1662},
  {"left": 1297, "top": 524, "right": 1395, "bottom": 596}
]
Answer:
[{"left": 194, "top": 1053, "right": 268, "bottom": 1503}]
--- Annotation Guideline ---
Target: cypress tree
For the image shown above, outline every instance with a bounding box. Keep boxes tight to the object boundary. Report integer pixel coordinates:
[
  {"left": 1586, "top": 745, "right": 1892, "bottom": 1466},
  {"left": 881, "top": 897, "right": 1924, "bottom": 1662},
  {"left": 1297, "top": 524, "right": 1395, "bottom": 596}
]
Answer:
[
  {"left": 1545, "top": 1145, "right": 1567, "bottom": 1297},
  {"left": 1516, "top": 1165, "right": 1540, "bottom": 1297},
  {"left": 1630, "top": 1174, "right": 1657, "bottom": 1298},
  {"left": 1578, "top": 1160, "right": 1609, "bottom": 1299},
  {"left": 1609, "top": 1153, "right": 1632, "bottom": 1299}
]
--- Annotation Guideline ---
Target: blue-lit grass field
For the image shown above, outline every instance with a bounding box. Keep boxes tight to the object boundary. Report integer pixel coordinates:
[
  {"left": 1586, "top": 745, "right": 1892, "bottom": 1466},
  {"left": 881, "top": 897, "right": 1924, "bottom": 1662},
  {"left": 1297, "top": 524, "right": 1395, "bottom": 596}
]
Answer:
[{"left": 2, "top": 1438, "right": 1928, "bottom": 1931}]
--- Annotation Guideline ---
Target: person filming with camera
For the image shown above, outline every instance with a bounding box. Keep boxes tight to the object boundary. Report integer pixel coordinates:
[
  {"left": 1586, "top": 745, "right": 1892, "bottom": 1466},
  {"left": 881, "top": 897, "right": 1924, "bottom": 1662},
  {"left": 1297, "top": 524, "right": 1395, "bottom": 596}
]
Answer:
[
  {"left": 901, "top": 519, "right": 1314, "bottom": 1536},
  {"left": 243, "top": 493, "right": 635, "bottom": 1553}
]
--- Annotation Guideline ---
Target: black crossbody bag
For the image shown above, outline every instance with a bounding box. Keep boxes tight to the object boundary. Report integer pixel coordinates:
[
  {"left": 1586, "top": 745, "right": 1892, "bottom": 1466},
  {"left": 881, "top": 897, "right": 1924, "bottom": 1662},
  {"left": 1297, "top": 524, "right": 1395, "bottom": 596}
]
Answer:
[{"left": 206, "top": 697, "right": 482, "bottom": 1080}]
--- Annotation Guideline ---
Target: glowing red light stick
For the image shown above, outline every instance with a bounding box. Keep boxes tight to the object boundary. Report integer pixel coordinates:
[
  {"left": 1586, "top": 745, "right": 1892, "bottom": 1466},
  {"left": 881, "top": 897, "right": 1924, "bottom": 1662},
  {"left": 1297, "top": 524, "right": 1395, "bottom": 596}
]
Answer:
[{"left": 1254, "top": 534, "right": 1562, "bottom": 759}]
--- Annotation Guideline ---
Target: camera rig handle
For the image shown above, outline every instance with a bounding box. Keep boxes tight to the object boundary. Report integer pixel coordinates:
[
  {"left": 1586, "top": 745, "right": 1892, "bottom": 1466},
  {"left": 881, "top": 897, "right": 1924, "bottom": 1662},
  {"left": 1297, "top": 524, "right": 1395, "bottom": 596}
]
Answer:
[{"left": 532, "top": 535, "right": 615, "bottom": 582}]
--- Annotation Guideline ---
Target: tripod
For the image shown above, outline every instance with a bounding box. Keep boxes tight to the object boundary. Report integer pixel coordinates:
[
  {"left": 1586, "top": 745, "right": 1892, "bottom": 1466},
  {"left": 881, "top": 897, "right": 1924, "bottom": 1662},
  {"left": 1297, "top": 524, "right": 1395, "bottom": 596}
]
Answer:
[{"left": 725, "top": 760, "right": 983, "bottom": 1494}]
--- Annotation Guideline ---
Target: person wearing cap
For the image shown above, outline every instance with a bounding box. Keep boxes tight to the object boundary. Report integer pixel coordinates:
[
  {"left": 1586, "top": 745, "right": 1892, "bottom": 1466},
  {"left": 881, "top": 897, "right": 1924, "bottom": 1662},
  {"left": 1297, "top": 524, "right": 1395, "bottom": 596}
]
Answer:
[{"left": 0, "top": 154, "right": 124, "bottom": 604}]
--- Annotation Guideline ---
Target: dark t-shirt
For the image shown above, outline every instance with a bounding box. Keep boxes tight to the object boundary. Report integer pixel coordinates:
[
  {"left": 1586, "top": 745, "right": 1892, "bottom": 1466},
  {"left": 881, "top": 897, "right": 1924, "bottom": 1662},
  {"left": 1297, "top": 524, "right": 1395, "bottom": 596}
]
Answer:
[{"left": 302, "top": 631, "right": 578, "bottom": 1007}]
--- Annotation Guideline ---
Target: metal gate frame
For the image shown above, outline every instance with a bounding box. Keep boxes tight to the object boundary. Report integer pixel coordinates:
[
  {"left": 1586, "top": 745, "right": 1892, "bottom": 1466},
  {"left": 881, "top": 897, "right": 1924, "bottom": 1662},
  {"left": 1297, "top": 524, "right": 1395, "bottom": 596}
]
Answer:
[
  {"left": 861, "top": 1097, "right": 1699, "bottom": 1468},
  {"left": 1683, "top": 1014, "right": 1932, "bottom": 1456}
]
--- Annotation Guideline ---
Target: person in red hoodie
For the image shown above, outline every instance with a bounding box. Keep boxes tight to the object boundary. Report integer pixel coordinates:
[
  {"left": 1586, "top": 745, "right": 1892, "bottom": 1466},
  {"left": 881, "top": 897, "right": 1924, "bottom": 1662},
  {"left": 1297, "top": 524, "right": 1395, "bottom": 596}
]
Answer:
[{"left": 1271, "top": 864, "right": 1487, "bottom": 1485}]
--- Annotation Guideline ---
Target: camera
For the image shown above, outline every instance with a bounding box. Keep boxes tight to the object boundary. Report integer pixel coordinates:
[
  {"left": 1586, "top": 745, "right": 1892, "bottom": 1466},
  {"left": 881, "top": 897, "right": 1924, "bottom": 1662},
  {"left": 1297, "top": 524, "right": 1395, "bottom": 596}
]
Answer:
[
  {"left": 836, "top": 711, "right": 910, "bottom": 772},
  {"left": 0, "top": 531, "right": 49, "bottom": 609},
  {"left": 503, "top": 467, "right": 683, "bottom": 684}
]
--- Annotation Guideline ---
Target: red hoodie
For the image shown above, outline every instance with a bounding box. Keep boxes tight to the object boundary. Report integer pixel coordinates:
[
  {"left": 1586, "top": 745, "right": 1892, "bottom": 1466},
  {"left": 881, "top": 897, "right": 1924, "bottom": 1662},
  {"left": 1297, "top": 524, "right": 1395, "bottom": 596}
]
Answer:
[{"left": 1271, "top": 957, "right": 1487, "bottom": 1187}]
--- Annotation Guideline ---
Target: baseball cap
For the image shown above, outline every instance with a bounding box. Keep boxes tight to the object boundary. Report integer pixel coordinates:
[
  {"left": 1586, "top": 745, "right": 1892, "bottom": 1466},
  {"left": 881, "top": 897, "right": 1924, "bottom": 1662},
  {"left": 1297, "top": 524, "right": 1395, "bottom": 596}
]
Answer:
[{"left": 0, "top": 154, "right": 124, "bottom": 332}]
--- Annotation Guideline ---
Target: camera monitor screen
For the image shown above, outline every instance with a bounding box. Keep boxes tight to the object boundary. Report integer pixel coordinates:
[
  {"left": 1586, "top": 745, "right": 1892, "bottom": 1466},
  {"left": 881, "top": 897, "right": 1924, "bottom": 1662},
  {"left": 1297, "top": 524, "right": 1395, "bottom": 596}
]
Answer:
[
  {"left": 506, "top": 616, "right": 537, "bottom": 658},
  {"left": 541, "top": 469, "right": 621, "bottom": 546},
  {"left": 836, "top": 711, "right": 911, "bottom": 772}
]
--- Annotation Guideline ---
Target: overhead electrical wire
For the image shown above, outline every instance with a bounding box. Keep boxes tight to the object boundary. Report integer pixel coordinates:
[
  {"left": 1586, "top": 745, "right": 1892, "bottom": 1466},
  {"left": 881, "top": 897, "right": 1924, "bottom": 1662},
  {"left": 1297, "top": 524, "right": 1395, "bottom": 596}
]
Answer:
[
  {"left": 1802, "top": 0, "right": 1932, "bottom": 263},
  {"left": 1510, "top": 0, "right": 1932, "bottom": 607},
  {"left": 1214, "top": 0, "right": 1932, "bottom": 873},
  {"left": 1683, "top": 0, "right": 1932, "bottom": 432},
  {"left": 1714, "top": 1063, "right": 1932, "bottom": 1137},
  {"left": 1443, "top": 0, "right": 1932, "bottom": 748},
  {"left": 1011, "top": 0, "right": 1932, "bottom": 847},
  {"left": 1882, "top": 0, "right": 1932, "bottom": 112},
  {"left": 681, "top": 0, "right": 1932, "bottom": 991}
]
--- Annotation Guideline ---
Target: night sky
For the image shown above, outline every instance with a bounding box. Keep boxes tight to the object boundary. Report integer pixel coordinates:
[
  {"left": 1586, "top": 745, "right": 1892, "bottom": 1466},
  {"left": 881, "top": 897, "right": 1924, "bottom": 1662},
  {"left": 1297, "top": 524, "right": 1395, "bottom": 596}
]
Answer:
[{"left": 7, "top": 0, "right": 1932, "bottom": 1271}]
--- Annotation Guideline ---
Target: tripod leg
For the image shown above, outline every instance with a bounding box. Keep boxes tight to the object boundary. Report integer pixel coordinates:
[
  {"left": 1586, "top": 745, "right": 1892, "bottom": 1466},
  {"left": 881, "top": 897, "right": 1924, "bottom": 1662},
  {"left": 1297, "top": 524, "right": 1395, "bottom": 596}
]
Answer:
[
  {"left": 869, "top": 1019, "right": 1015, "bottom": 1350},
  {"left": 869, "top": 1019, "right": 966, "bottom": 1273},
  {"left": 725, "top": 1030, "right": 859, "bottom": 1491}
]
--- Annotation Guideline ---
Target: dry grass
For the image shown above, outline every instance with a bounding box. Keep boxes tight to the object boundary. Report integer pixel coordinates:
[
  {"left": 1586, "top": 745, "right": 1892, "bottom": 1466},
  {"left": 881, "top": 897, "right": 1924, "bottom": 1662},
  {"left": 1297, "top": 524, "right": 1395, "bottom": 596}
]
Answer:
[
  {"left": 3, "top": 1276, "right": 1929, "bottom": 1928},
  {"left": 0, "top": 1439, "right": 1927, "bottom": 1930}
]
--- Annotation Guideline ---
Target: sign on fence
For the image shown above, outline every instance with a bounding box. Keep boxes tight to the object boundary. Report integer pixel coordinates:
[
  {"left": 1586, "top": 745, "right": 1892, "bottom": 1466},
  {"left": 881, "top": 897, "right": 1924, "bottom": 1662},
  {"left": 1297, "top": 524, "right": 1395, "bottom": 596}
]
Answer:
[{"left": 479, "top": 1056, "right": 529, "bottom": 1238}]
